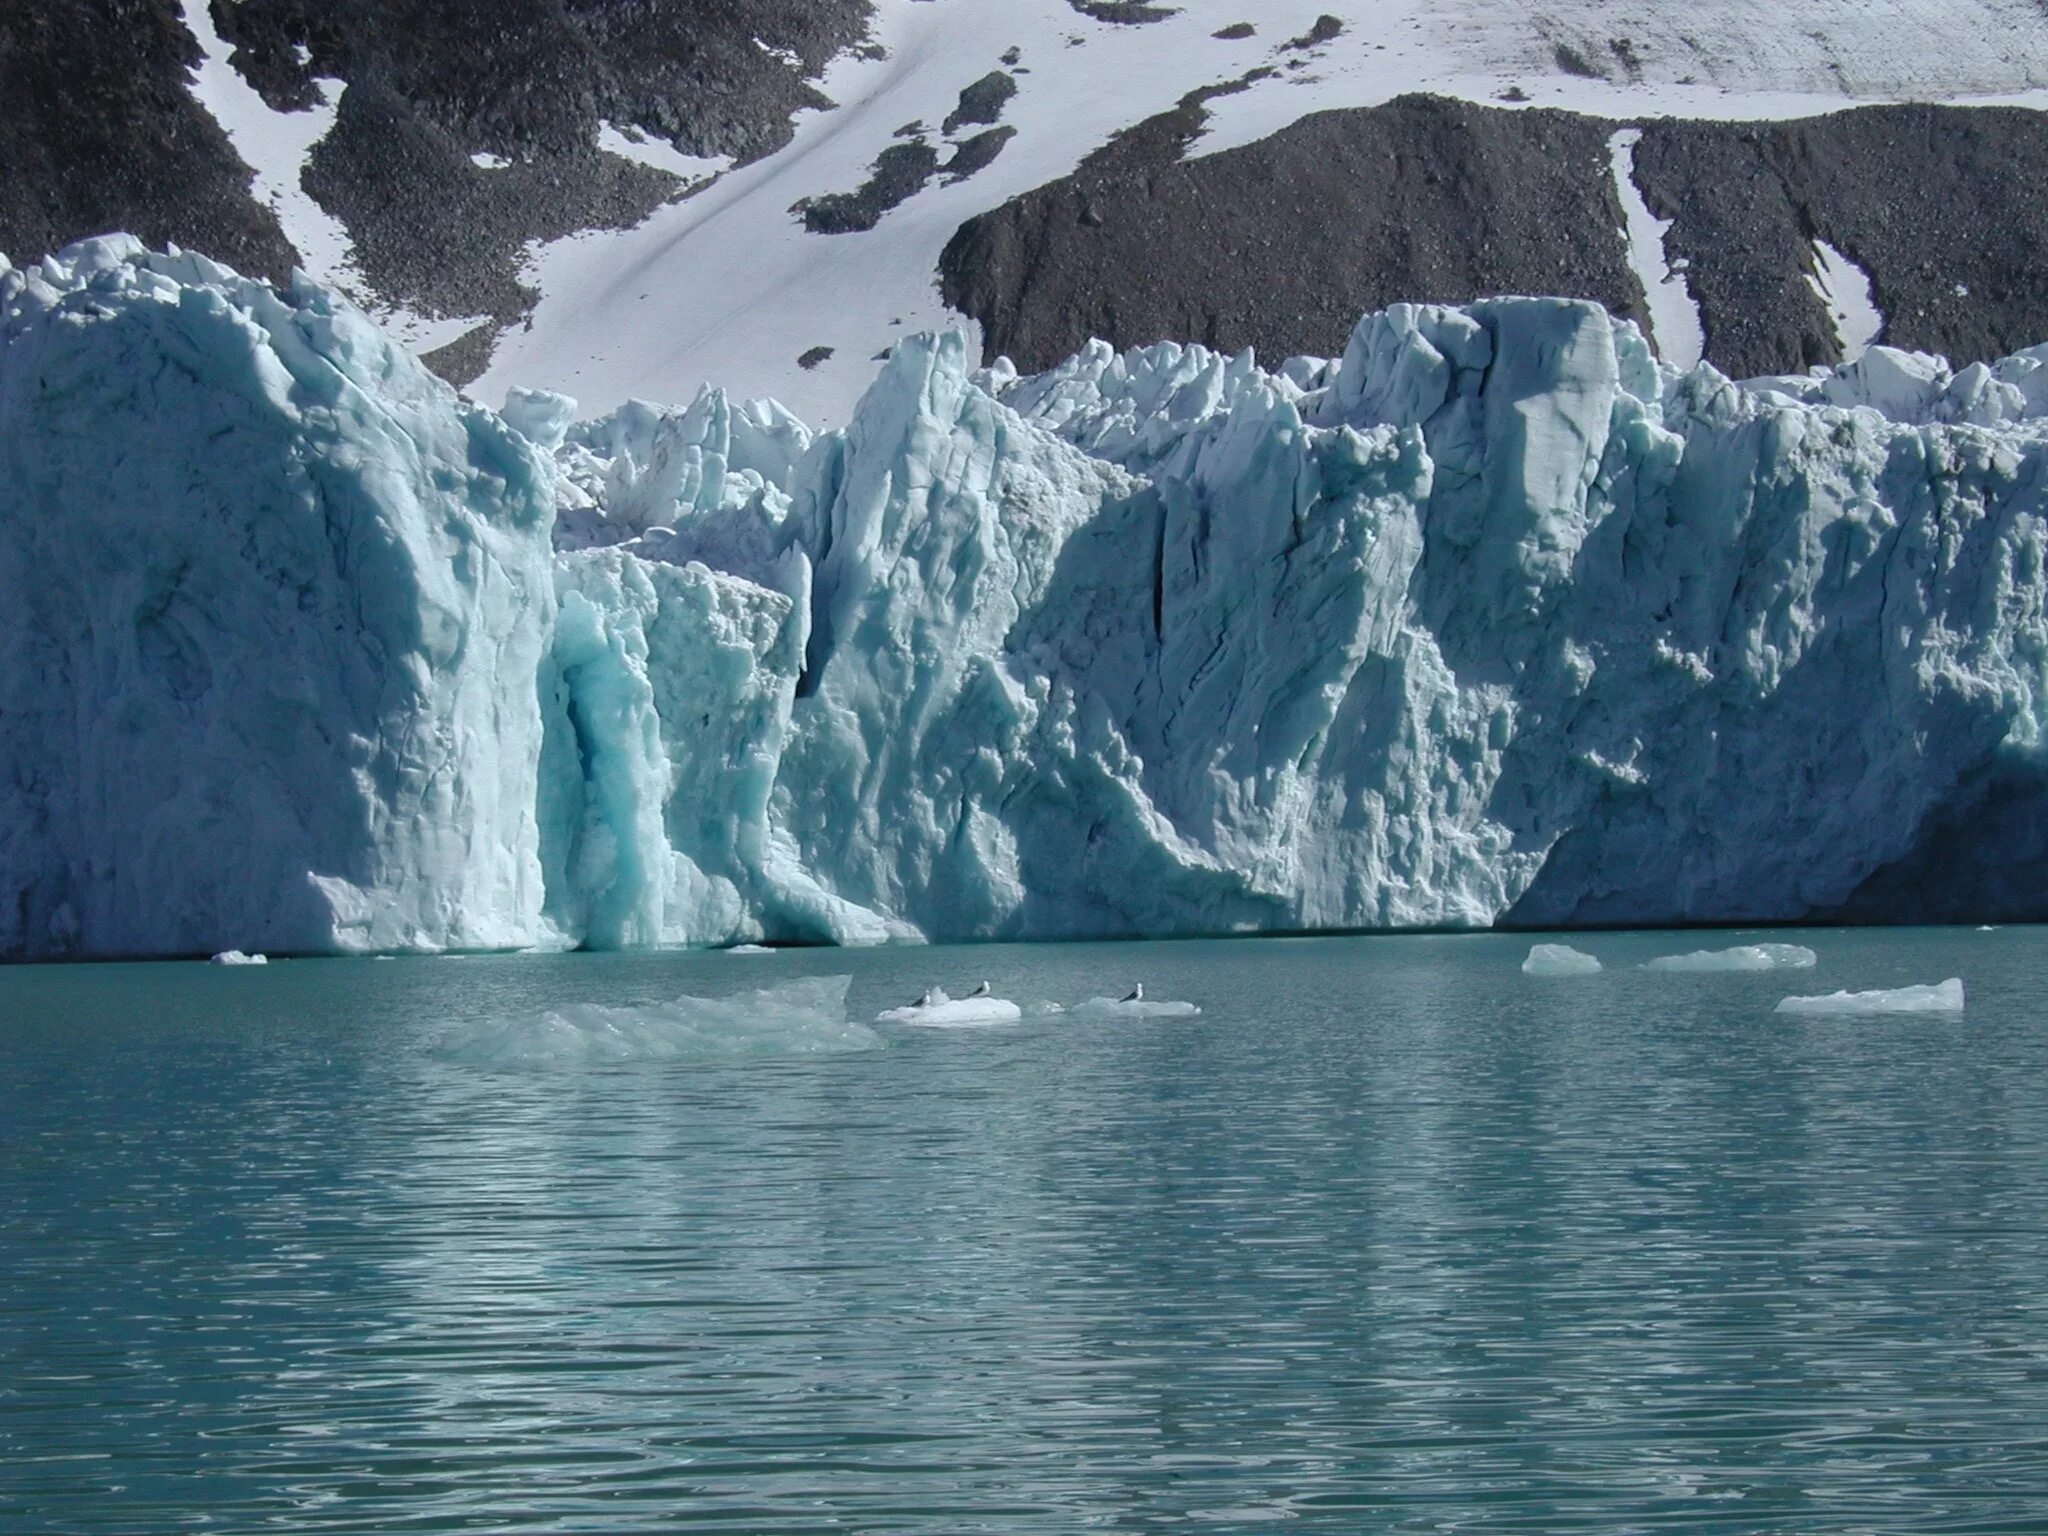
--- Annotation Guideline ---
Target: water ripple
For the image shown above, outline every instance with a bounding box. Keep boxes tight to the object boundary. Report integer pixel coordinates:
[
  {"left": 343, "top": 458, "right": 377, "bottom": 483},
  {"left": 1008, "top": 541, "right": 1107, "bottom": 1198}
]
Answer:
[{"left": 4, "top": 929, "right": 2048, "bottom": 1531}]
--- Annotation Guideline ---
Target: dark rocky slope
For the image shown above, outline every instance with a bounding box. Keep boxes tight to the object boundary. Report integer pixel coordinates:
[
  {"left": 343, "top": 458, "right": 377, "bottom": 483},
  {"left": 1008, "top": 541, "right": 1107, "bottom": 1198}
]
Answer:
[
  {"left": 0, "top": 0, "right": 297, "bottom": 287},
  {"left": 2, "top": 0, "right": 873, "bottom": 379},
  {"left": 942, "top": 94, "right": 1646, "bottom": 371},
  {"left": 943, "top": 92, "right": 2048, "bottom": 380}
]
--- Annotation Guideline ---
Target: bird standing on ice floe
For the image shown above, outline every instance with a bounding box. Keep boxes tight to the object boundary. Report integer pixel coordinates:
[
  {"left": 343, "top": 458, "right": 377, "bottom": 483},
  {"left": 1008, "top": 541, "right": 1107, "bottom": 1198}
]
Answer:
[
  {"left": 968, "top": 980, "right": 991, "bottom": 998},
  {"left": 1120, "top": 983, "right": 1144, "bottom": 1002},
  {"left": 912, "top": 989, "right": 934, "bottom": 1008}
]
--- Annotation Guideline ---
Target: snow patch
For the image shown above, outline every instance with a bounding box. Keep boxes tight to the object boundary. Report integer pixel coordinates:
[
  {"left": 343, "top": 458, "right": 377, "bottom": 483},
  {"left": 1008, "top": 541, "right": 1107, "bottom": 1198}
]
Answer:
[
  {"left": 1775, "top": 978, "right": 1965, "bottom": 1016},
  {"left": 177, "top": 0, "right": 349, "bottom": 277},
  {"left": 175, "top": 0, "right": 488, "bottom": 356},
  {"left": 1807, "top": 239, "right": 1885, "bottom": 361},
  {"left": 1608, "top": 128, "right": 1704, "bottom": 369},
  {"left": 595, "top": 123, "right": 730, "bottom": 184}
]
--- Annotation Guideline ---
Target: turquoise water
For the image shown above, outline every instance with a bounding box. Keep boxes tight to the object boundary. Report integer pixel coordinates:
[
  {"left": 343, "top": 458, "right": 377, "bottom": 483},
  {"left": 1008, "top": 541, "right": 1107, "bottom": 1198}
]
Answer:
[{"left": 4, "top": 929, "right": 2047, "bottom": 1533}]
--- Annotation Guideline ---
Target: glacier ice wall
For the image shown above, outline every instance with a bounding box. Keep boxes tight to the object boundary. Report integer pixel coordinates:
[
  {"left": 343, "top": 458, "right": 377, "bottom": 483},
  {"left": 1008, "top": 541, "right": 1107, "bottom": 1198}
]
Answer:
[
  {"left": 0, "top": 239, "right": 556, "bottom": 956},
  {"left": 6, "top": 237, "right": 2048, "bottom": 956}
]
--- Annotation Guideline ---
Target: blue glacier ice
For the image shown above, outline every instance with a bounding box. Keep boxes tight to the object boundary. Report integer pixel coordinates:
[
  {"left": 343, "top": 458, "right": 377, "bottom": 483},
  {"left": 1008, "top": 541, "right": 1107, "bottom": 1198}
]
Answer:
[
  {"left": 6, "top": 238, "right": 2048, "bottom": 957},
  {"left": 0, "top": 238, "right": 556, "bottom": 957}
]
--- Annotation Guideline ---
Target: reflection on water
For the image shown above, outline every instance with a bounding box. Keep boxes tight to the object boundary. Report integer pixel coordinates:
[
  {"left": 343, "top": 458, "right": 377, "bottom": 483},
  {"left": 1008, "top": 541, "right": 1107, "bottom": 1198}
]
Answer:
[{"left": 4, "top": 930, "right": 2048, "bottom": 1532}]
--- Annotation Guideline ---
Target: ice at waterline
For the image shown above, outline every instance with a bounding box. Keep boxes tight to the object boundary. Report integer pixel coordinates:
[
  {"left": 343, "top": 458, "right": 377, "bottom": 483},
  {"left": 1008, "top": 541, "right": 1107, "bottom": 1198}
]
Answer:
[{"left": 12, "top": 237, "right": 2048, "bottom": 959}]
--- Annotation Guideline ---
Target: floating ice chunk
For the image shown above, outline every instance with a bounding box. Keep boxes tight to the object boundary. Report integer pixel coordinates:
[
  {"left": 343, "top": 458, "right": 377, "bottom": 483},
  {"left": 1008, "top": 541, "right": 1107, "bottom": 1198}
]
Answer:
[
  {"left": 1774, "top": 978, "right": 1965, "bottom": 1016},
  {"left": 1067, "top": 996, "right": 1202, "bottom": 1019},
  {"left": 209, "top": 949, "right": 268, "bottom": 966},
  {"left": 875, "top": 987, "right": 1024, "bottom": 1027},
  {"left": 1646, "top": 943, "right": 1817, "bottom": 972},
  {"left": 724, "top": 943, "right": 775, "bottom": 954},
  {"left": 438, "top": 976, "right": 877, "bottom": 1066},
  {"left": 1523, "top": 944, "right": 1601, "bottom": 976}
]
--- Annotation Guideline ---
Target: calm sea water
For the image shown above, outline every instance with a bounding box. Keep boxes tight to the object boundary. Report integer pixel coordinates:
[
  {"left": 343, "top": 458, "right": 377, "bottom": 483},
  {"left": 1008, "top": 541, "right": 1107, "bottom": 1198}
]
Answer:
[{"left": 4, "top": 929, "right": 2047, "bottom": 1534}]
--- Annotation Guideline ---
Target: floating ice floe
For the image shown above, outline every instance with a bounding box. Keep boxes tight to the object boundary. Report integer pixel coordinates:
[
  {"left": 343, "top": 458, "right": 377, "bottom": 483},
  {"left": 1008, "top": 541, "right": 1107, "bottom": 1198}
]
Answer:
[
  {"left": 209, "top": 950, "right": 268, "bottom": 966},
  {"left": 1523, "top": 944, "right": 1601, "bottom": 976},
  {"left": 1645, "top": 943, "right": 1818, "bottom": 972},
  {"left": 725, "top": 944, "right": 775, "bottom": 954},
  {"left": 1067, "top": 996, "right": 1202, "bottom": 1019},
  {"left": 437, "top": 975, "right": 877, "bottom": 1066},
  {"left": 1774, "top": 978, "right": 1965, "bottom": 1016},
  {"left": 875, "top": 987, "right": 1024, "bottom": 1027}
]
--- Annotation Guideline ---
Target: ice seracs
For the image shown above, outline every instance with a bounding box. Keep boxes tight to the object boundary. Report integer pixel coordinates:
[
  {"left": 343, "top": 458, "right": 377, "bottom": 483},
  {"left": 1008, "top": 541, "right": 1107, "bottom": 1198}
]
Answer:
[{"left": 11, "top": 239, "right": 2048, "bottom": 957}]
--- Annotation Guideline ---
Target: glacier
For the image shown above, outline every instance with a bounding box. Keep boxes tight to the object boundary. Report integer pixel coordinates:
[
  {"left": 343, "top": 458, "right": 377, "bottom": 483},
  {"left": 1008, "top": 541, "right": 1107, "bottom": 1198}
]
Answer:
[{"left": 6, "top": 236, "right": 2048, "bottom": 957}]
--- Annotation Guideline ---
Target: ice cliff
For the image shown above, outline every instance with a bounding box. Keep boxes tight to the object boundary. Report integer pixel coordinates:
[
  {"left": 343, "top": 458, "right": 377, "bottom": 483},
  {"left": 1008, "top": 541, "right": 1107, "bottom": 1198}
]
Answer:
[
  {"left": 6, "top": 237, "right": 2048, "bottom": 956},
  {"left": 0, "top": 239, "right": 555, "bottom": 957}
]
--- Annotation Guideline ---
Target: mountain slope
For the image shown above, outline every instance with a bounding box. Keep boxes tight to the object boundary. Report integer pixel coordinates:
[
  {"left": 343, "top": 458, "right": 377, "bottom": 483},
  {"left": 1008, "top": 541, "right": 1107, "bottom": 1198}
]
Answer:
[{"left": 7, "top": 2, "right": 2048, "bottom": 417}]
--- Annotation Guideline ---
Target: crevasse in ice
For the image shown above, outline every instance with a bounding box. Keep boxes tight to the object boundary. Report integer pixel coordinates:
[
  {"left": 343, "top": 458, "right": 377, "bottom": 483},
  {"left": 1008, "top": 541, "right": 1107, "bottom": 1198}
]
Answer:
[{"left": 7, "top": 238, "right": 2048, "bottom": 956}]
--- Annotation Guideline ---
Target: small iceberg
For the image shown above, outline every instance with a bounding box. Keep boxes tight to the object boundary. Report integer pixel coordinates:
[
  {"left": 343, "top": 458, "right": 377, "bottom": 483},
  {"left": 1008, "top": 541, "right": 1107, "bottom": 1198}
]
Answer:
[
  {"left": 1067, "top": 995, "right": 1201, "bottom": 1019},
  {"left": 1774, "top": 978, "right": 1965, "bottom": 1017},
  {"left": 875, "top": 987, "right": 1023, "bottom": 1027},
  {"left": 210, "top": 950, "right": 268, "bottom": 966},
  {"left": 1523, "top": 944, "right": 1601, "bottom": 976},
  {"left": 437, "top": 976, "right": 879, "bottom": 1066},
  {"left": 724, "top": 944, "right": 775, "bottom": 954},
  {"left": 1646, "top": 943, "right": 1817, "bottom": 972}
]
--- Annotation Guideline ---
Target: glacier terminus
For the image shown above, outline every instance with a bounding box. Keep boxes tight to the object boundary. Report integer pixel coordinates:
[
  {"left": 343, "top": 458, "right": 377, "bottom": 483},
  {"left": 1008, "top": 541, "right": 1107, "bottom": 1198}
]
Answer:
[{"left": 6, "top": 236, "right": 2048, "bottom": 958}]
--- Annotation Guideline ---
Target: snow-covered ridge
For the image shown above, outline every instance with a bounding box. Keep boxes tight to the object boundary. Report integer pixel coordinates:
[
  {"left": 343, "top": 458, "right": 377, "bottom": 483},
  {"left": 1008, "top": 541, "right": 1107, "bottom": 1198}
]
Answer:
[
  {"left": 474, "top": 0, "right": 2048, "bottom": 422},
  {"left": 7, "top": 237, "right": 2048, "bottom": 956}
]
